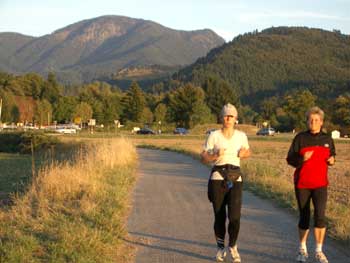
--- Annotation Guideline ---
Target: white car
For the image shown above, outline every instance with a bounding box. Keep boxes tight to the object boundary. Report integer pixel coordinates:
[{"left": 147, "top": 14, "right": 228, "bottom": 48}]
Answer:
[{"left": 55, "top": 127, "right": 76, "bottom": 134}]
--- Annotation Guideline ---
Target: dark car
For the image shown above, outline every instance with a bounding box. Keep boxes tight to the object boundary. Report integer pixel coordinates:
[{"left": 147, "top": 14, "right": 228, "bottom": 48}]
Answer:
[
  {"left": 137, "top": 128, "right": 155, "bottom": 135},
  {"left": 173, "top": 127, "right": 188, "bottom": 135},
  {"left": 256, "top": 127, "right": 276, "bottom": 136}
]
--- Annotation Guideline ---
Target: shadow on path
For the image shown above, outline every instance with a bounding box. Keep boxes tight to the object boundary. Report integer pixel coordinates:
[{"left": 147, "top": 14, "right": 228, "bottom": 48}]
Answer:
[{"left": 125, "top": 232, "right": 213, "bottom": 261}]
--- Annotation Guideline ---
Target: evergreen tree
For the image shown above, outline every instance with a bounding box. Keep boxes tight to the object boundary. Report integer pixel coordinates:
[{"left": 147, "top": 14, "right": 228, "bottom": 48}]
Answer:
[
  {"left": 168, "top": 83, "right": 212, "bottom": 128},
  {"left": 122, "top": 82, "right": 146, "bottom": 122},
  {"left": 202, "top": 76, "right": 239, "bottom": 122},
  {"left": 40, "top": 72, "right": 61, "bottom": 104}
]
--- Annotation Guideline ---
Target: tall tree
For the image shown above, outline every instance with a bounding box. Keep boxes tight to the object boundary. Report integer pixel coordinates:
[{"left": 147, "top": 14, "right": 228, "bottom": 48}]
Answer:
[
  {"left": 78, "top": 81, "right": 118, "bottom": 125},
  {"left": 283, "top": 89, "right": 316, "bottom": 130},
  {"left": 202, "top": 76, "right": 239, "bottom": 122},
  {"left": 0, "top": 90, "right": 16, "bottom": 123},
  {"left": 54, "top": 96, "right": 78, "bottom": 123},
  {"left": 154, "top": 103, "right": 167, "bottom": 124},
  {"left": 239, "top": 105, "right": 258, "bottom": 124},
  {"left": 73, "top": 102, "right": 93, "bottom": 126},
  {"left": 333, "top": 93, "right": 350, "bottom": 126},
  {"left": 35, "top": 99, "right": 52, "bottom": 126},
  {"left": 168, "top": 83, "right": 213, "bottom": 128},
  {"left": 40, "top": 72, "right": 61, "bottom": 104},
  {"left": 122, "top": 82, "right": 146, "bottom": 122},
  {"left": 259, "top": 97, "right": 279, "bottom": 120},
  {"left": 140, "top": 107, "right": 154, "bottom": 124}
]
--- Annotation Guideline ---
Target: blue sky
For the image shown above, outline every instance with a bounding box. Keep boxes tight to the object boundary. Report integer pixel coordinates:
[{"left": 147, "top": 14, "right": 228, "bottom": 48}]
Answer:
[{"left": 1, "top": 0, "right": 350, "bottom": 41}]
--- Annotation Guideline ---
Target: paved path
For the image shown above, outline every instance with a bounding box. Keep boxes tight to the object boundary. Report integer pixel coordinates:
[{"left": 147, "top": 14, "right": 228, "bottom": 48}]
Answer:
[{"left": 127, "top": 148, "right": 349, "bottom": 263}]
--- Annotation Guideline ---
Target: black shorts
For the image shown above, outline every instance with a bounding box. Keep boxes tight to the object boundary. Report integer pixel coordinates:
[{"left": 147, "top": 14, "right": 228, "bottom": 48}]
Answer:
[{"left": 295, "top": 186, "right": 328, "bottom": 229}]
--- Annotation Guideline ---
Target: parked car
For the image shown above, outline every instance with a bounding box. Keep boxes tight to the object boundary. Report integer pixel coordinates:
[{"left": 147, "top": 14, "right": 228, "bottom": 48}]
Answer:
[
  {"left": 136, "top": 128, "right": 155, "bottom": 135},
  {"left": 256, "top": 127, "right": 275, "bottom": 136},
  {"left": 173, "top": 127, "right": 188, "bottom": 135},
  {"left": 132, "top": 127, "right": 141, "bottom": 133},
  {"left": 55, "top": 127, "right": 77, "bottom": 134}
]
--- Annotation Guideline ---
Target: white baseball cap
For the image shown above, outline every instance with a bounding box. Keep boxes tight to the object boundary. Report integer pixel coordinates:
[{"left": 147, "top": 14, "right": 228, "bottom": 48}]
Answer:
[{"left": 221, "top": 103, "right": 238, "bottom": 117}]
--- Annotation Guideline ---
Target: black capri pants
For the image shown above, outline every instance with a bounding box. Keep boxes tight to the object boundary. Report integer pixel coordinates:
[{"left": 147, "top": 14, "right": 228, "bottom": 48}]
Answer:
[
  {"left": 208, "top": 179, "right": 243, "bottom": 247},
  {"left": 295, "top": 186, "right": 327, "bottom": 229}
]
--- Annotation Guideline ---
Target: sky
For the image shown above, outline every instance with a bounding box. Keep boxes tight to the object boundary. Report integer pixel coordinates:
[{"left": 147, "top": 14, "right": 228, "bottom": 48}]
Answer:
[{"left": 1, "top": 0, "right": 350, "bottom": 41}]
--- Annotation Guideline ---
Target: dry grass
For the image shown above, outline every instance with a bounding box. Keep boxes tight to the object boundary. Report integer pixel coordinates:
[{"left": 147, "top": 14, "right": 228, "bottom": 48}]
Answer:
[
  {"left": 0, "top": 138, "right": 137, "bottom": 262},
  {"left": 131, "top": 136, "right": 350, "bottom": 244}
]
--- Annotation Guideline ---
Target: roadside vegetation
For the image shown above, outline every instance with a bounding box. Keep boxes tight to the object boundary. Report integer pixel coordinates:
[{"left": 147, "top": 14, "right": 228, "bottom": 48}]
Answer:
[
  {"left": 132, "top": 135, "right": 350, "bottom": 246},
  {"left": 0, "top": 138, "right": 137, "bottom": 262},
  {"left": 0, "top": 133, "right": 73, "bottom": 202}
]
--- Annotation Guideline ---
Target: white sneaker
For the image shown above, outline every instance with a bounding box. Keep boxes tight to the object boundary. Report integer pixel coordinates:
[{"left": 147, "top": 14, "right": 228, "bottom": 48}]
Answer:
[
  {"left": 315, "top": 251, "right": 329, "bottom": 263},
  {"left": 296, "top": 249, "right": 308, "bottom": 262},
  {"left": 216, "top": 248, "right": 226, "bottom": 262},
  {"left": 228, "top": 246, "right": 241, "bottom": 263}
]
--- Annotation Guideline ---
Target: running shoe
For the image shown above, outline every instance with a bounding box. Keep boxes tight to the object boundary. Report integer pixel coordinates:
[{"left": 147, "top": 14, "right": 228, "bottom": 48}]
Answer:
[
  {"left": 296, "top": 249, "right": 308, "bottom": 262},
  {"left": 315, "top": 251, "right": 329, "bottom": 263},
  {"left": 228, "top": 246, "right": 241, "bottom": 263},
  {"left": 216, "top": 248, "right": 226, "bottom": 262}
]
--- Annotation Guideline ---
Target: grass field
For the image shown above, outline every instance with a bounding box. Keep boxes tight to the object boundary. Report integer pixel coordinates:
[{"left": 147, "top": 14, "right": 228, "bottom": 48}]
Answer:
[
  {"left": 0, "top": 142, "right": 83, "bottom": 204},
  {"left": 0, "top": 138, "right": 137, "bottom": 262}
]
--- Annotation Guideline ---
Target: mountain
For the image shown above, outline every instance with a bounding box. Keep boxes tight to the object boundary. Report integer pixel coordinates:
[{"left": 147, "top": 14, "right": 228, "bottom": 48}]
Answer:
[
  {"left": 0, "top": 33, "right": 34, "bottom": 72},
  {"left": 0, "top": 15, "right": 225, "bottom": 84},
  {"left": 174, "top": 27, "right": 350, "bottom": 105}
]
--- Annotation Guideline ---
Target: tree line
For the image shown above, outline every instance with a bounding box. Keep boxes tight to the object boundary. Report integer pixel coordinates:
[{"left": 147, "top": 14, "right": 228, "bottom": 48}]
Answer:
[
  {"left": 1, "top": 71, "right": 349, "bottom": 134},
  {"left": 0, "top": 72, "right": 213, "bottom": 130}
]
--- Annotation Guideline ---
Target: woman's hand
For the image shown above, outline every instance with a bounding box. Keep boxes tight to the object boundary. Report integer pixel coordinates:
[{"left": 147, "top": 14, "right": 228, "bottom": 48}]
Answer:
[
  {"left": 238, "top": 147, "right": 251, "bottom": 158},
  {"left": 303, "top": 151, "right": 313, "bottom": 162},
  {"left": 200, "top": 148, "right": 226, "bottom": 164},
  {"left": 217, "top": 148, "right": 226, "bottom": 157},
  {"left": 327, "top": 156, "right": 335, "bottom": 165}
]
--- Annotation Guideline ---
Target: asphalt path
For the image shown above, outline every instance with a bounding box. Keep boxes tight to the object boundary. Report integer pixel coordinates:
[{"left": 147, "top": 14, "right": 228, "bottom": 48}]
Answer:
[{"left": 127, "top": 148, "right": 349, "bottom": 263}]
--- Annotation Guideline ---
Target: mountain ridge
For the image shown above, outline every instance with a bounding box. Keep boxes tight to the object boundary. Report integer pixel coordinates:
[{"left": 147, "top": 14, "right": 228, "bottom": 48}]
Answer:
[{"left": 0, "top": 15, "right": 225, "bottom": 83}]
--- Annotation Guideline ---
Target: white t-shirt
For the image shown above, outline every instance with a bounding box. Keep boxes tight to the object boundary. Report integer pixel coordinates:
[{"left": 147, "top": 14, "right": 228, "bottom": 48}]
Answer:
[{"left": 203, "top": 129, "right": 249, "bottom": 180}]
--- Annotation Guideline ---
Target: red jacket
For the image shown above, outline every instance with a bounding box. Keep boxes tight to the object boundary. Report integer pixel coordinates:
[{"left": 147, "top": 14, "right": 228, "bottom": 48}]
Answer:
[{"left": 287, "top": 131, "right": 336, "bottom": 189}]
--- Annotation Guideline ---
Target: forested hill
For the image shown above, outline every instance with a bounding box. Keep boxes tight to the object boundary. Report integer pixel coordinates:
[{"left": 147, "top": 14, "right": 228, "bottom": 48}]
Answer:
[
  {"left": 175, "top": 27, "right": 350, "bottom": 103},
  {"left": 0, "top": 15, "right": 224, "bottom": 84}
]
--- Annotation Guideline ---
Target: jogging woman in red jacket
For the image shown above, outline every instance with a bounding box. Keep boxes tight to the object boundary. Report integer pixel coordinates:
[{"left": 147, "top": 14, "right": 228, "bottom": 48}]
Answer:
[{"left": 287, "top": 106, "right": 335, "bottom": 263}]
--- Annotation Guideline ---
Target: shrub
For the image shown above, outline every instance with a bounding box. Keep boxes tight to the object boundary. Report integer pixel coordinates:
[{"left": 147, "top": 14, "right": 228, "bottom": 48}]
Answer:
[{"left": 0, "top": 132, "right": 58, "bottom": 153}]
